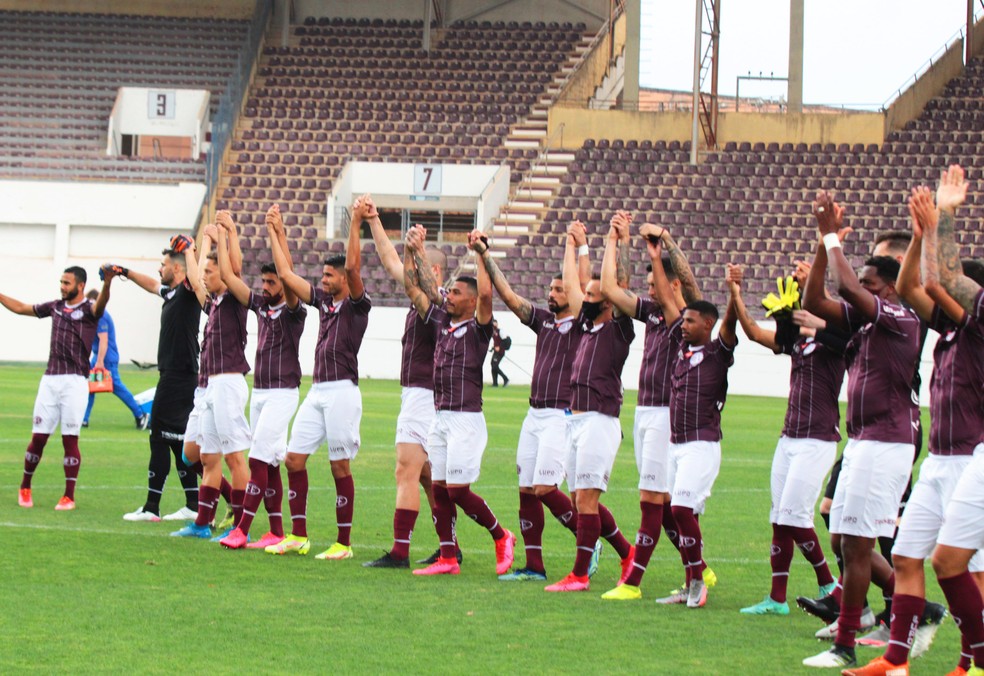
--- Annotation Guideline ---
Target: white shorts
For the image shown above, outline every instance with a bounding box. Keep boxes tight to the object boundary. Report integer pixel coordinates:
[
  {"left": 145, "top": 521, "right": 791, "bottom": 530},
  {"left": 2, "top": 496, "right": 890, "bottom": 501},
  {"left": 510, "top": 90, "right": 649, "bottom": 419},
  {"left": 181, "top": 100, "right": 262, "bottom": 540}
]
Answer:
[
  {"left": 669, "top": 440, "right": 722, "bottom": 510},
  {"left": 938, "top": 444, "right": 984, "bottom": 555},
  {"left": 249, "top": 387, "right": 299, "bottom": 466},
  {"left": 770, "top": 436, "right": 838, "bottom": 528},
  {"left": 829, "top": 438, "right": 913, "bottom": 539},
  {"left": 566, "top": 411, "right": 621, "bottom": 492},
  {"left": 516, "top": 407, "right": 568, "bottom": 488},
  {"left": 183, "top": 386, "right": 207, "bottom": 447},
  {"left": 287, "top": 380, "right": 362, "bottom": 460},
  {"left": 395, "top": 387, "right": 435, "bottom": 447},
  {"left": 427, "top": 410, "right": 488, "bottom": 484},
  {"left": 32, "top": 374, "right": 87, "bottom": 435},
  {"left": 634, "top": 406, "right": 671, "bottom": 493},
  {"left": 199, "top": 374, "right": 251, "bottom": 456}
]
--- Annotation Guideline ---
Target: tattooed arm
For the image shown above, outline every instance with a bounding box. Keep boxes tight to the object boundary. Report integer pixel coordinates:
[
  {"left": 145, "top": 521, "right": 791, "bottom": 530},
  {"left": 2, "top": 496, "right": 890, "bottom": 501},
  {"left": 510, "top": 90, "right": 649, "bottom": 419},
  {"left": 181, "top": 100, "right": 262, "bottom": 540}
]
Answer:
[
  {"left": 403, "top": 225, "right": 431, "bottom": 320},
  {"left": 411, "top": 246, "right": 444, "bottom": 306},
  {"left": 931, "top": 166, "right": 980, "bottom": 313},
  {"left": 659, "top": 231, "right": 702, "bottom": 303},
  {"left": 475, "top": 247, "right": 533, "bottom": 324}
]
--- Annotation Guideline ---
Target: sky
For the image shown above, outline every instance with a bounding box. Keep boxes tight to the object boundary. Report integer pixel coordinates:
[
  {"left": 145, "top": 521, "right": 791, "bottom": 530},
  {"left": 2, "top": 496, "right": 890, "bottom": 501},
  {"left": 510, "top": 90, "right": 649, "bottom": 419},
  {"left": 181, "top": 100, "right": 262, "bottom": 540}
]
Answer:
[{"left": 639, "top": 0, "right": 982, "bottom": 109}]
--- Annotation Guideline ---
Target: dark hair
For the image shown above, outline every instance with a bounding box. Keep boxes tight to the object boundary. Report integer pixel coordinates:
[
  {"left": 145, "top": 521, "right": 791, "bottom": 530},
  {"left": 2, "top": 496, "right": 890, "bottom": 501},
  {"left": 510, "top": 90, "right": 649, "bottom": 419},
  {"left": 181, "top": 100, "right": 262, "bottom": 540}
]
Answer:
[
  {"left": 455, "top": 275, "right": 478, "bottom": 294},
  {"left": 873, "top": 231, "right": 911, "bottom": 257},
  {"left": 164, "top": 251, "right": 187, "bottom": 268},
  {"left": 64, "top": 266, "right": 87, "bottom": 284},
  {"left": 260, "top": 263, "right": 278, "bottom": 275},
  {"left": 963, "top": 259, "right": 984, "bottom": 287},
  {"left": 85, "top": 289, "right": 98, "bottom": 300},
  {"left": 590, "top": 273, "right": 601, "bottom": 281},
  {"left": 685, "top": 299, "right": 719, "bottom": 321},
  {"left": 863, "top": 255, "right": 900, "bottom": 283},
  {"left": 206, "top": 252, "right": 218, "bottom": 263},
  {"left": 324, "top": 254, "right": 346, "bottom": 270},
  {"left": 645, "top": 256, "right": 677, "bottom": 281}
]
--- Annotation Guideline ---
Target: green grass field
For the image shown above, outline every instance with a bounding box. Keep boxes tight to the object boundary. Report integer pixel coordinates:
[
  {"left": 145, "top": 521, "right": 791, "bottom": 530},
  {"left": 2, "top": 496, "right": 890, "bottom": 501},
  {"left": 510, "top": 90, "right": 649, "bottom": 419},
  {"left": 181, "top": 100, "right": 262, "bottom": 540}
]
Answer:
[{"left": 0, "top": 363, "right": 961, "bottom": 674}]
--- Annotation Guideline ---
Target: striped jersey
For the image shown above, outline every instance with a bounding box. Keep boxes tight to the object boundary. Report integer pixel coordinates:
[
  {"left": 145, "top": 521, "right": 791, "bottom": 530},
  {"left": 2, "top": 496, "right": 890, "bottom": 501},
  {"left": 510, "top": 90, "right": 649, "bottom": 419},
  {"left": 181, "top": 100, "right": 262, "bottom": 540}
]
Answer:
[
  {"left": 307, "top": 284, "right": 371, "bottom": 384},
  {"left": 249, "top": 292, "right": 306, "bottom": 390},
  {"left": 426, "top": 304, "right": 493, "bottom": 412},
  {"left": 524, "top": 306, "right": 582, "bottom": 410},
  {"left": 668, "top": 320, "right": 735, "bottom": 444},
  {"left": 33, "top": 298, "right": 99, "bottom": 376},
  {"left": 569, "top": 311, "right": 635, "bottom": 417},
  {"left": 633, "top": 297, "right": 678, "bottom": 407},
  {"left": 200, "top": 292, "right": 250, "bottom": 378},
  {"left": 780, "top": 335, "right": 846, "bottom": 442}
]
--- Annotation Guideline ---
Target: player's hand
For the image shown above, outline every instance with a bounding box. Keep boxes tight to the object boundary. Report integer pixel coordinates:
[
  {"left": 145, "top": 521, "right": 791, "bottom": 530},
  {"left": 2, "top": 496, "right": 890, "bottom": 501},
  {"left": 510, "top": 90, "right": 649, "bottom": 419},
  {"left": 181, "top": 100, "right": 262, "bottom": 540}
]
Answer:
[
  {"left": 611, "top": 210, "right": 632, "bottom": 242},
  {"left": 792, "top": 309, "right": 826, "bottom": 330},
  {"left": 405, "top": 224, "right": 426, "bottom": 252},
  {"left": 215, "top": 210, "right": 235, "bottom": 232},
  {"left": 639, "top": 222, "right": 665, "bottom": 242},
  {"left": 169, "top": 234, "right": 194, "bottom": 254},
  {"left": 352, "top": 194, "right": 371, "bottom": 220},
  {"left": 567, "top": 220, "right": 587, "bottom": 246},
  {"left": 812, "top": 190, "right": 845, "bottom": 236},
  {"left": 364, "top": 194, "right": 379, "bottom": 219},
  {"left": 265, "top": 204, "right": 284, "bottom": 234},
  {"left": 99, "top": 264, "right": 129, "bottom": 281},
  {"left": 792, "top": 260, "right": 811, "bottom": 288},
  {"left": 468, "top": 229, "right": 489, "bottom": 253},
  {"left": 726, "top": 263, "right": 744, "bottom": 286},
  {"left": 203, "top": 223, "right": 219, "bottom": 242},
  {"left": 908, "top": 185, "right": 936, "bottom": 238},
  {"left": 936, "top": 164, "right": 968, "bottom": 214}
]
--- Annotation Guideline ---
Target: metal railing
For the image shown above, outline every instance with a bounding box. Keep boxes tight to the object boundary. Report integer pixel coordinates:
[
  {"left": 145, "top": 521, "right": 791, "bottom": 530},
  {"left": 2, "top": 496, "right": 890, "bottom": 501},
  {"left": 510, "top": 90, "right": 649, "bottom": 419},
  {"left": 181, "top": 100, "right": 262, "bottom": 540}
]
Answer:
[{"left": 201, "top": 0, "right": 272, "bottom": 229}]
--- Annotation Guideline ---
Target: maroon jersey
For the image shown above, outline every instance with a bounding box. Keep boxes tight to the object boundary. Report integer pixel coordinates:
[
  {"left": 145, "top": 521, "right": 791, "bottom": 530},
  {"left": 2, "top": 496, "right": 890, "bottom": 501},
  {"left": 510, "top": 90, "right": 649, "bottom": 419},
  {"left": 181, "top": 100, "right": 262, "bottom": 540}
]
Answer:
[
  {"left": 668, "top": 320, "right": 735, "bottom": 444},
  {"left": 33, "top": 298, "right": 99, "bottom": 377},
  {"left": 926, "top": 299, "right": 984, "bottom": 456},
  {"left": 634, "top": 298, "right": 680, "bottom": 407},
  {"left": 402, "top": 306, "right": 438, "bottom": 389},
  {"left": 249, "top": 292, "right": 306, "bottom": 390},
  {"left": 780, "top": 336, "right": 846, "bottom": 442},
  {"left": 524, "top": 306, "right": 583, "bottom": 410},
  {"left": 426, "top": 304, "right": 493, "bottom": 412},
  {"left": 307, "top": 284, "right": 371, "bottom": 384},
  {"left": 200, "top": 292, "right": 250, "bottom": 378},
  {"left": 570, "top": 311, "right": 635, "bottom": 417},
  {"left": 842, "top": 298, "right": 921, "bottom": 444}
]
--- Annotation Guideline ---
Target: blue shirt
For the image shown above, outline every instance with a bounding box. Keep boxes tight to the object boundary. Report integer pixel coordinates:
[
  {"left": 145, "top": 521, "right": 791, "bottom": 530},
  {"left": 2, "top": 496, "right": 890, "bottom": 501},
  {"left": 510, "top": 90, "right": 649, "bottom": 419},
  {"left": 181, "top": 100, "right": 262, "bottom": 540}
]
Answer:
[{"left": 90, "top": 312, "right": 120, "bottom": 365}]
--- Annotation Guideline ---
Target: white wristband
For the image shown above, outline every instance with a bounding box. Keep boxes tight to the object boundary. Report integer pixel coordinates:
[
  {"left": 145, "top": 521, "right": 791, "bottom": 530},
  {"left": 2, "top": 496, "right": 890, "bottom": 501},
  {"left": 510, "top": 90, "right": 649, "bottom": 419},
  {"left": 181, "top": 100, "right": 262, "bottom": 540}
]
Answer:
[
  {"left": 822, "top": 233, "right": 841, "bottom": 253},
  {"left": 577, "top": 244, "right": 589, "bottom": 257}
]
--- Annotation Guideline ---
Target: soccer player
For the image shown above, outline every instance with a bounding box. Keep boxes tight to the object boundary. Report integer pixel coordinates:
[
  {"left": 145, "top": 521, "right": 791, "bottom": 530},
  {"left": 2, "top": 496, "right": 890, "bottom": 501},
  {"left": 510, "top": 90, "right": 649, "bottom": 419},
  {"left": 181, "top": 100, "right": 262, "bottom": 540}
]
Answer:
[
  {"left": 726, "top": 262, "right": 843, "bottom": 616},
  {"left": 639, "top": 223, "right": 738, "bottom": 608},
  {"left": 598, "top": 211, "right": 707, "bottom": 601},
  {"left": 218, "top": 204, "right": 306, "bottom": 550},
  {"left": 800, "top": 191, "right": 922, "bottom": 669},
  {"left": 265, "top": 199, "right": 370, "bottom": 560},
  {"left": 107, "top": 235, "right": 204, "bottom": 522},
  {"left": 80, "top": 289, "right": 148, "bottom": 430},
  {"left": 404, "top": 225, "right": 515, "bottom": 577},
  {"left": 170, "top": 215, "right": 251, "bottom": 539},
  {"left": 543, "top": 220, "right": 638, "bottom": 593},
  {"left": 2, "top": 265, "right": 111, "bottom": 510},
  {"left": 362, "top": 197, "right": 454, "bottom": 569},
  {"left": 474, "top": 220, "right": 594, "bottom": 581}
]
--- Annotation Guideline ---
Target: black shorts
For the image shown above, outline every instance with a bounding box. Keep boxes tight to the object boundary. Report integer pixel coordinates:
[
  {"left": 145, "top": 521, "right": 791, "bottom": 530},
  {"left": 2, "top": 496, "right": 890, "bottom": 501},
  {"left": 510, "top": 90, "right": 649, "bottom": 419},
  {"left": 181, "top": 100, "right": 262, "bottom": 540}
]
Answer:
[{"left": 150, "top": 370, "right": 198, "bottom": 442}]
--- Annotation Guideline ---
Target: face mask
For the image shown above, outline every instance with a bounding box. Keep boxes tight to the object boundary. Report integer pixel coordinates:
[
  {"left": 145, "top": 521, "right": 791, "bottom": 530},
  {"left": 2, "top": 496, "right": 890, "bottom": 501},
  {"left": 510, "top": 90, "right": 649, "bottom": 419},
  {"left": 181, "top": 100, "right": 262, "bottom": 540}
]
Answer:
[{"left": 582, "top": 300, "right": 603, "bottom": 321}]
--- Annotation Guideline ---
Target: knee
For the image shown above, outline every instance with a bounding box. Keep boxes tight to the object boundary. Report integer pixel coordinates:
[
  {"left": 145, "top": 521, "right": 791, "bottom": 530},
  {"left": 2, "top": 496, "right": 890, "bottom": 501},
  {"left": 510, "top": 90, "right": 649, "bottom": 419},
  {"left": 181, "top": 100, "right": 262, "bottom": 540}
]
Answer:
[
  {"left": 931, "top": 546, "right": 964, "bottom": 579},
  {"left": 532, "top": 485, "right": 554, "bottom": 498},
  {"left": 891, "top": 555, "right": 923, "bottom": 578},
  {"left": 330, "top": 459, "right": 351, "bottom": 478},
  {"left": 840, "top": 536, "right": 871, "bottom": 562},
  {"left": 284, "top": 454, "right": 305, "bottom": 473}
]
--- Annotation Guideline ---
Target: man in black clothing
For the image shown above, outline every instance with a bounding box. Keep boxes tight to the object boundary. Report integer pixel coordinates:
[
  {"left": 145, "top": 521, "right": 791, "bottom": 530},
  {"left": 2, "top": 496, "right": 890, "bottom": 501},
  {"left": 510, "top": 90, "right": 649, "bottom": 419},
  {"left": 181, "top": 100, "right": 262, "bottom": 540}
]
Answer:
[{"left": 490, "top": 319, "right": 511, "bottom": 387}]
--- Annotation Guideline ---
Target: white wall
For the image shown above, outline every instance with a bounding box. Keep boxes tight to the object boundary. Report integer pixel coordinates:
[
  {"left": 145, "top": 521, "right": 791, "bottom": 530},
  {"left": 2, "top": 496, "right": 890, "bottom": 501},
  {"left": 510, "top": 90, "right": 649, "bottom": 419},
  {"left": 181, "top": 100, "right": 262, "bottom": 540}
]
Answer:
[{"left": 107, "top": 88, "right": 210, "bottom": 157}]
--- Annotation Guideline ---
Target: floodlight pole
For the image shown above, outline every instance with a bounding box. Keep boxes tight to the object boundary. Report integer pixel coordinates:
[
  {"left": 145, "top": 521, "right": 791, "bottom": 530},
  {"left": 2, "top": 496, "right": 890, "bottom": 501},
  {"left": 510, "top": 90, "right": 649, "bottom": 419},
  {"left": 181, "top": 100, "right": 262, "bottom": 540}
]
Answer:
[
  {"left": 968, "top": 0, "right": 975, "bottom": 64},
  {"left": 788, "top": 0, "right": 804, "bottom": 113},
  {"left": 690, "top": 0, "right": 702, "bottom": 166}
]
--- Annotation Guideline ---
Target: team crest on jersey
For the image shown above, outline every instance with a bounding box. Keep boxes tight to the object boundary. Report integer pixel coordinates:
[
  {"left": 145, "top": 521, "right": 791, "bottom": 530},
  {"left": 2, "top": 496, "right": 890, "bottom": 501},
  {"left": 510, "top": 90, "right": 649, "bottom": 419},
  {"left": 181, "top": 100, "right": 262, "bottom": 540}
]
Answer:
[
  {"left": 648, "top": 314, "right": 663, "bottom": 326},
  {"left": 801, "top": 340, "right": 817, "bottom": 356},
  {"left": 70, "top": 309, "right": 83, "bottom": 320},
  {"left": 267, "top": 309, "right": 282, "bottom": 320},
  {"left": 944, "top": 329, "right": 957, "bottom": 343},
  {"left": 556, "top": 321, "right": 572, "bottom": 334},
  {"left": 452, "top": 326, "right": 467, "bottom": 338},
  {"left": 689, "top": 351, "right": 704, "bottom": 366}
]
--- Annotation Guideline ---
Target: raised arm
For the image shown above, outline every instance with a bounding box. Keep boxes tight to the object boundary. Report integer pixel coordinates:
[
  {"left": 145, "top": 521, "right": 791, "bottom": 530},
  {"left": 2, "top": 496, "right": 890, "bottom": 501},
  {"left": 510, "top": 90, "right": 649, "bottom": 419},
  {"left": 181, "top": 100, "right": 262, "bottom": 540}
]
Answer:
[
  {"left": 118, "top": 266, "right": 161, "bottom": 296},
  {"left": 265, "top": 204, "right": 298, "bottom": 309},
  {"left": 718, "top": 286, "right": 738, "bottom": 349},
  {"left": 0, "top": 291, "right": 35, "bottom": 316},
  {"left": 659, "top": 229, "right": 701, "bottom": 303},
  {"left": 468, "top": 230, "right": 492, "bottom": 325},
  {"left": 217, "top": 217, "right": 251, "bottom": 306},
  {"left": 268, "top": 213, "right": 311, "bottom": 305},
  {"left": 186, "top": 227, "right": 209, "bottom": 308},
  {"left": 931, "top": 164, "right": 980, "bottom": 313},
  {"left": 475, "top": 242, "right": 533, "bottom": 324},
  {"left": 600, "top": 215, "right": 635, "bottom": 317},
  {"left": 638, "top": 224, "right": 682, "bottom": 325},
  {"left": 895, "top": 188, "right": 937, "bottom": 322},
  {"left": 403, "top": 225, "right": 431, "bottom": 320},
  {"left": 563, "top": 222, "right": 585, "bottom": 316},
  {"left": 363, "top": 194, "right": 404, "bottom": 284},
  {"left": 345, "top": 199, "right": 365, "bottom": 300},
  {"left": 726, "top": 263, "right": 778, "bottom": 351},
  {"left": 814, "top": 191, "right": 878, "bottom": 320},
  {"left": 802, "top": 238, "right": 849, "bottom": 332},
  {"left": 570, "top": 219, "right": 591, "bottom": 290},
  {"left": 216, "top": 210, "right": 243, "bottom": 277},
  {"left": 613, "top": 210, "right": 632, "bottom": 288},
  {"left": 91, "top": 271, "right": 113, "bottom": 319}
]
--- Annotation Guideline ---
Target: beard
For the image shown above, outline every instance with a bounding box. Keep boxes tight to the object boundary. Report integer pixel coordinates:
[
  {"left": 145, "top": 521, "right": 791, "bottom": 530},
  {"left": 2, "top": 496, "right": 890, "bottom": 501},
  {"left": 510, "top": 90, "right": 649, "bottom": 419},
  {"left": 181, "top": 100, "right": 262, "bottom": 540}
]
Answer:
[{"left": 547, "top": 299, "right": 568, "bottom": 314}]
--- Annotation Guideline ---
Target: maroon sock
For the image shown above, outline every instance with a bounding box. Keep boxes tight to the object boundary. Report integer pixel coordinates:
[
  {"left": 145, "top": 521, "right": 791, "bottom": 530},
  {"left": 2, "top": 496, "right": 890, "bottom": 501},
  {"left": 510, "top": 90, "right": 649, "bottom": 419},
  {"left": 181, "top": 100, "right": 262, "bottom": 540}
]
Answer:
[
  {"left": 21, "top": 433, "right": 49, "bottom": 489},
  {"left": 663, "top": 506, "right": 689, "bottom": 582},
  {"left": 939, "top": 572, "right": 984, "bottom": 667},
  {"left": 219, "top": 476, "right": 233, "bottom": 504},
  {"left": 230, "top": 489, "right": 245, "bottom": 526},
  {"left": 519, "top": 492, "right": 545, "bottom": 572},
  {"left": 624, "top": 501, "right": 663, "bottom": 587},
  {"left": 769, "top": 524, "right": 796, "bottom": 603},
  {"left": 883, "top": 593, "right": 924, "bottom": 665},
  {"left": 238, "top": 458, "right": 269, "bottom": 536},
  {"left": 433, "top": 484, "right": 457, "bottom": 559},
  {"left": 334, "top": 475, "right": 354, "bottom": 546},
  {"left": 598, "top": 502, "right": 631, "bottom": 559},
  {"left": 959, "top": 633, "right": 972, "bottom": 671},
  {"left": 835, "top": 604, "right": 863, "bottom": 649},
  {"left": 194, "top": 485, "right": 220, "bottom": 527},
  {"left": 789, "top": 525, "right": 835, "bottom": 586},
  {"left": 572, "top": 513, "right": 601, "bottom": 577},
  {"left": 390, "top": 508, "right": 418, "bottom": 559},
  {"left": 264, "top": 463, "right": 284, "bottom": 536},
  {"left": 539, "top": 487, "right": 577, "bottom": 534},
  {"left": 671, "top": 505, "right": 706, "bottom": 581},
  {"left": 61, "top": 435, "right": 81, "bottom": 500},
  {"left": 832, "top": 577, "right": 844, "bottom": 604},
  {"left": 447, "top": 486, "right": 505, "bottom": 540},
  {"left": 287, "top": 469, "right": 308, "bottom": 538}
]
